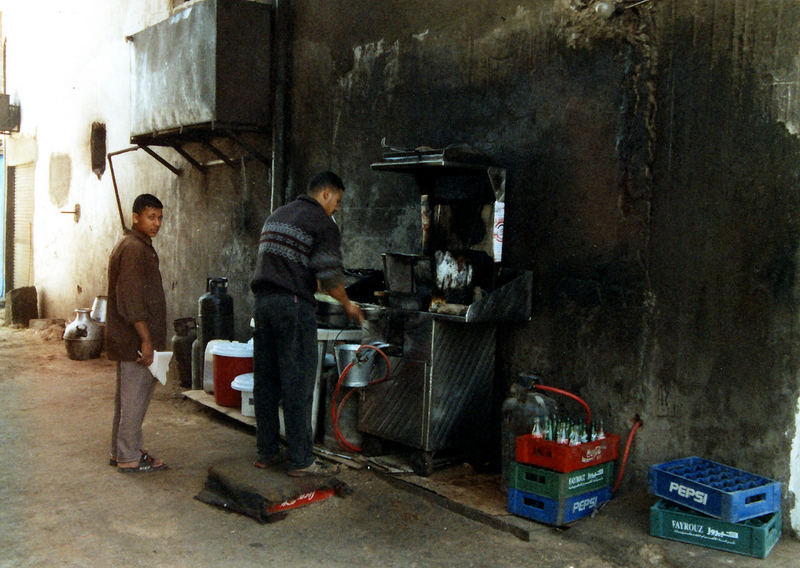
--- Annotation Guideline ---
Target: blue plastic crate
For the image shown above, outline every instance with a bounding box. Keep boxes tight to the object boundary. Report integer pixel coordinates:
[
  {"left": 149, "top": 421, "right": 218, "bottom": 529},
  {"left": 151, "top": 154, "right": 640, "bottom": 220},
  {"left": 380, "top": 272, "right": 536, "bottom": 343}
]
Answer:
[
  {"left": 508, "top": 486, "right": 612, "bottom": 526},
  {"left": 648, "top": 457, "right": 781, "bottom": 523}
]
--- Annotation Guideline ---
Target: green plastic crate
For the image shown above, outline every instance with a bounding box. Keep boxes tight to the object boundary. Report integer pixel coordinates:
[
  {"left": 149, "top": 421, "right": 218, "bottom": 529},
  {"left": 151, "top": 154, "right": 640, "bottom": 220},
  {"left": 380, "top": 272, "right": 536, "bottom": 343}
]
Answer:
[
  {"left": 650, "top": 499, "right": 781, "bottom": 559},
  {"left": 509, "top": 461, "right": 614, "bottom": 499}
]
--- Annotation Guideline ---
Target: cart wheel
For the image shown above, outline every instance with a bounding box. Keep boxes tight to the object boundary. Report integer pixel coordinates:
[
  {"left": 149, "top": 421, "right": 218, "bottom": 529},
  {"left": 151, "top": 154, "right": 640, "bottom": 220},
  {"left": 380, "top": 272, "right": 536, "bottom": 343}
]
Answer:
[
  {"left": 411, "top": 451, "right": 434, "bottom": 477},
  {"left": 359, "top": 433, "right": 384, "bottom": 457}
]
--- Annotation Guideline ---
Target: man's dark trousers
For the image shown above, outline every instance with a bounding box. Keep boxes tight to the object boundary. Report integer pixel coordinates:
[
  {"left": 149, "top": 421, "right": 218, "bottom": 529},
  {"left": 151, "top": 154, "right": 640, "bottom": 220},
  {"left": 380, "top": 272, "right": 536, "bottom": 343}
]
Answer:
[{"left": 253, "top": 292, "right": 318, "bottom": 470}]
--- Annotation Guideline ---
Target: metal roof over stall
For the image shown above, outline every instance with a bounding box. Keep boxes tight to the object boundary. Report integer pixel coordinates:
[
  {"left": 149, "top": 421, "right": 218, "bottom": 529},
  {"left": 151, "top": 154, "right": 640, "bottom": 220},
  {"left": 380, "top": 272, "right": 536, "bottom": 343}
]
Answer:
[{"left": 108, "top": 0, "right": 273, "bottom": 231}]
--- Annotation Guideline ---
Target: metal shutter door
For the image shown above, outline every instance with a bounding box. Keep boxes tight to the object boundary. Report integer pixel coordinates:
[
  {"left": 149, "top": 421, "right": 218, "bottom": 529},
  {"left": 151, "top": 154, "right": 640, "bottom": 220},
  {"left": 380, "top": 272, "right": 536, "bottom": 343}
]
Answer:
[{"left": 7, "top": 163, "right": 34, "bottom": 289}]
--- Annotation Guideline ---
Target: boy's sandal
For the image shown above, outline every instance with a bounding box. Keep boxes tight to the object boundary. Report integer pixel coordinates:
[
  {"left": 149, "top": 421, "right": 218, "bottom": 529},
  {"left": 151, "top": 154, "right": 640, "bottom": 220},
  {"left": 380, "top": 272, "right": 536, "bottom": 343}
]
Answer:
[
  {"left": 109, "top": 450, "right": 153, "bottom": 467},
  {"left": 117, "top": 455, "right": 167, "bottom": 473}
]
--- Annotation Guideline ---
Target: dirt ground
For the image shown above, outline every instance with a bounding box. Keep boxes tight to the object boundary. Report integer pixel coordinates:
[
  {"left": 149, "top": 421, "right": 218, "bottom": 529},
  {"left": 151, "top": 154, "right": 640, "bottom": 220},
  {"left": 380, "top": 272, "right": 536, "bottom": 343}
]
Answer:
[{"left": 1, "top": 324, "right": 798, "bottom": 568}]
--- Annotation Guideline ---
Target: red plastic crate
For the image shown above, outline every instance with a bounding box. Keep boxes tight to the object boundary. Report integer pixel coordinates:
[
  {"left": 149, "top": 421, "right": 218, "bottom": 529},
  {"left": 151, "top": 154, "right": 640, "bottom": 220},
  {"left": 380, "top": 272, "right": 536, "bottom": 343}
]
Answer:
[{"left": 515, "top": 434, "right": 620, "bottom": 473}]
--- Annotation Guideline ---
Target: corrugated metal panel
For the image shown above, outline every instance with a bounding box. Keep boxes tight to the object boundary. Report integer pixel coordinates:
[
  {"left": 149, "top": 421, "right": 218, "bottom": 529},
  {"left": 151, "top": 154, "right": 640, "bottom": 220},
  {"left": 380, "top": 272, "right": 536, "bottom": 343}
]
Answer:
[
  {"left": 359, "top": 317, "right": 495, "bottom": 452},
  {"left": 129, "top": 0, "right": 272, "bottom": 137},
  {"left": 8, "top": 163, "right": 34, "bottom": 289},
  {"left": 427, "top": 322, "right": 496, "bottom": 450}
]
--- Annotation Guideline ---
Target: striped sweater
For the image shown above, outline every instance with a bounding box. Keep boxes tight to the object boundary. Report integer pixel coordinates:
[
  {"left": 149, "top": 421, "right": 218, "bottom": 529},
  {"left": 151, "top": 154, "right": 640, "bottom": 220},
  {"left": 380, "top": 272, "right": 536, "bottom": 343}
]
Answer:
[{"left": 250, "top": 195, "right": 344, "bottom": 303}]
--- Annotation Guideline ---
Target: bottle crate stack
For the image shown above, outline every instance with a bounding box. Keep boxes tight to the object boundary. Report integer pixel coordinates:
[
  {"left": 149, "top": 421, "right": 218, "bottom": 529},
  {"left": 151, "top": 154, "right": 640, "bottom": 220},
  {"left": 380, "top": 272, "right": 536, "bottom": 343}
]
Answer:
[
  {"left": 648, "top": 456, "right": 782, "bottom": 559},
  {"left": 507, "top": 419, "right": 620, "bottom": 526}
]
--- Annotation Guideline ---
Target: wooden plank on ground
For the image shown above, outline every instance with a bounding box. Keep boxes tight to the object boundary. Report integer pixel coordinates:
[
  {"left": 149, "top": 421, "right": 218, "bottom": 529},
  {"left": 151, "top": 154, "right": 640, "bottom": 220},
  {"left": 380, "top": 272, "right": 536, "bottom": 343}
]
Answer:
[{"left": 183, "top": 389, "right": 257, "bottom": 426}]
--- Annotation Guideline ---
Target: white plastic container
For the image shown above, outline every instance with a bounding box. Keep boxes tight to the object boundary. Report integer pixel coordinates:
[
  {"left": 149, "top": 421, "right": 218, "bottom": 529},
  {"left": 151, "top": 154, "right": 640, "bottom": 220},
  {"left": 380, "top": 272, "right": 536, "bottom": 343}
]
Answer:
[
  {"left": 202, "top": 339, "right": 231, "bottom": 393},
  {"left": 231, "top": 372, "right": 255, "bottom": 417}
]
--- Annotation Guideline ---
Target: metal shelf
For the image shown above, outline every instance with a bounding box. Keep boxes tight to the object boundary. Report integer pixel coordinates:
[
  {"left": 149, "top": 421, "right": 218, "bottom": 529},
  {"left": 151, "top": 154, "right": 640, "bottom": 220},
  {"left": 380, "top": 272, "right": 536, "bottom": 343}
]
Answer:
[{"left": 370, "top": 145, "right": 497, "bottom": 175}]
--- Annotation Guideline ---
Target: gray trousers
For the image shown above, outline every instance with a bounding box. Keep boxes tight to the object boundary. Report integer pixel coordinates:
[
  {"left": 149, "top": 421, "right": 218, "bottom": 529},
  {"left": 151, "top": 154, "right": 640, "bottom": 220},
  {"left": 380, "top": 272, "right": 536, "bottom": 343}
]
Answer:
[{"left": 110, "top": 361, "right": 156, "bottom": 463}]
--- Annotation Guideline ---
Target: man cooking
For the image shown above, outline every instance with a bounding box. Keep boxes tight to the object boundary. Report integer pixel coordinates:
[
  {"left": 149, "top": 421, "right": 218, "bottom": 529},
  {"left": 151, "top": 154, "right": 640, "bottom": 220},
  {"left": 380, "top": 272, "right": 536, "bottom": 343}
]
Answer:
[{"left": 251, "top": 171, "right": 363, "bottom": 477}]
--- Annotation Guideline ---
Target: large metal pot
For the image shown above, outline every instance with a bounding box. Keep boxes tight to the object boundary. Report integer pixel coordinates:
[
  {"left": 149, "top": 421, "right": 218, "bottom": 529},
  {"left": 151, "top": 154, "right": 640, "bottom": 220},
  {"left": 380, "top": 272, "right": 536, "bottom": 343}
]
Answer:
[
  {"left": 63, "top": 308, "right": 104, "bottom": 360},
  {"left": 315, "top": 294, "right": 351, "bottom": 328},
  {"left": 315, "top": 296, "right": 382, "bottom": 328}
]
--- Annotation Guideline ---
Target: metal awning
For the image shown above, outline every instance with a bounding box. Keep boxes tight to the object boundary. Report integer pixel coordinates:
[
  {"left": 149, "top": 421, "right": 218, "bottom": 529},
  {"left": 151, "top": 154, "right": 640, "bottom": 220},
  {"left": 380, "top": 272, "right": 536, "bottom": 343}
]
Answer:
[{"left": 107, "top": 125, "right": 270, "bottom": 232}]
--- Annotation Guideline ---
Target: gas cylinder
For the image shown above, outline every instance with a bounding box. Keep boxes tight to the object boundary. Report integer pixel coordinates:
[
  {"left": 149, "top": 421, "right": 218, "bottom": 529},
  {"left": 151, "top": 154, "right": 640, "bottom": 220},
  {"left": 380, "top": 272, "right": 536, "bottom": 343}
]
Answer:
[
  {"left": 500, "top": 375, "right": 557, "bottom": 491},
  {"left": 191, "top": 336, "right": 204, "bottom": 390},
  {"left": 171, "top": 317, "right": 197, "bottom": 389},
  {"left": 198, "top": 277, "right": 234, "bottom": 345}
]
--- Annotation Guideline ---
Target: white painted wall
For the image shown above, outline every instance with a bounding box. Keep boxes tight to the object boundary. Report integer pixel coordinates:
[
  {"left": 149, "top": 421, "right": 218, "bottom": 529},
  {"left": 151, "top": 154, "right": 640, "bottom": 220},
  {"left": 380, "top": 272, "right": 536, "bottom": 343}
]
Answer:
[
  {"left": 0, "top": 0, "right": 272, "bottom": 339},
  {"left": 0, "top": 0, "right": 175, "bottom": 318}
]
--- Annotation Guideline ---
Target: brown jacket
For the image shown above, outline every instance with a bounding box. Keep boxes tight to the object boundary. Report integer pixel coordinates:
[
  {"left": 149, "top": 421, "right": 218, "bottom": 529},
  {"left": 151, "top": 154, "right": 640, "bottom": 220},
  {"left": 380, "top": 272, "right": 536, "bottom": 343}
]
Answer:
[{"left": 105, "top": 229, "right": 167, "bottom": 361}]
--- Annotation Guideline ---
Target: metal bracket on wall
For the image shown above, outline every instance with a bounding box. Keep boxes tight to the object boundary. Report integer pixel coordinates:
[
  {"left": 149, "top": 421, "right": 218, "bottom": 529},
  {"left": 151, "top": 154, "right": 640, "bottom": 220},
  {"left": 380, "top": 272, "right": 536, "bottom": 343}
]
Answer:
[
  {"left": 130, "top": 123, "right": 271, "bottom": 174},
  {"left": 137, "top": 144, "right": 183, "bottom": 175},
  {"left": 107, "top": 125, "right": 271, "bottom": 232},
  {"left": 107, "top": 145, "right": 183, "bottom": 233}
]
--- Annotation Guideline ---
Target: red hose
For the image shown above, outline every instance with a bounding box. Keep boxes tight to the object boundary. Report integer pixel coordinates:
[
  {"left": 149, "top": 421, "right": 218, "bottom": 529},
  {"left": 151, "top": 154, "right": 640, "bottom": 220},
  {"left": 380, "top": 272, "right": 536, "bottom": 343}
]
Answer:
[
  {"left": 533, "top": 384, "right": 592, "bottom": 427},
  {"left": 331, "top": 361, "right": 360, "bottom": 452},
  {"left": 331, "top": 345, "right": 391, "bottom": 452},
  {"left": 612, "top": 419, "right": 643, "bottom": 494}
]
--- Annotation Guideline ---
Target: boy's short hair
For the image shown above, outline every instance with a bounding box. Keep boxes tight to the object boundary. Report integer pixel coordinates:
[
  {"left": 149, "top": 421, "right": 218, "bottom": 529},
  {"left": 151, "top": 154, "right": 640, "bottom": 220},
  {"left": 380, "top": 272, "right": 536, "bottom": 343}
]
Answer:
[
  {"left": 133, "top": 194, "right": 164, "bottom": 214},
  {"left": 307, "top": 171, "right": 344, "bottom": 196}
]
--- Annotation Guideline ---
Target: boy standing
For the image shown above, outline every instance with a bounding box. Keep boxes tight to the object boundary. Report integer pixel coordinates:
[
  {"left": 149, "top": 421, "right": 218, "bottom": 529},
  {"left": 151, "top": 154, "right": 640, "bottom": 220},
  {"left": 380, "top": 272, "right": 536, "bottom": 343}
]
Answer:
[{"left": 106, "top": 194, "right": 168, "bottom": 473}]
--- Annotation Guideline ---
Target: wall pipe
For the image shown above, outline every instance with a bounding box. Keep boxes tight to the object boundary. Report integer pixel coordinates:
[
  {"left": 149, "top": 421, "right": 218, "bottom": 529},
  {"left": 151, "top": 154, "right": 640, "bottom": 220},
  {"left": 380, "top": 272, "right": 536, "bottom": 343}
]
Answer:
[
  {"left": 271, "top": 0, "right": 292, "bottom": 210},
  {"left": 107, "top": 146, "right": 140, "bottom": 233},
  {"left": 613, "top": 418, "right": 643, "bottom": 494}
]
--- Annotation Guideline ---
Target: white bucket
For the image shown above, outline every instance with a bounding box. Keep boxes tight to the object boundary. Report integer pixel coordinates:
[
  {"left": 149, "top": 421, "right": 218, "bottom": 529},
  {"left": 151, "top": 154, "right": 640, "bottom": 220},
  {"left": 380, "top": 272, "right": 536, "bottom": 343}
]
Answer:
[{"left": 231, "top": 372, "right": 255, "bottom": 417}]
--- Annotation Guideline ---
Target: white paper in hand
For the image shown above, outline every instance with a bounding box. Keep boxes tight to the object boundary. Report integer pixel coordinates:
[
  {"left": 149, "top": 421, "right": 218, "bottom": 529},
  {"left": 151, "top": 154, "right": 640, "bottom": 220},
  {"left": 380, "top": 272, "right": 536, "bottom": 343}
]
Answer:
[{"left": 148, "top": 351, "right": 173, "bottom": 385}]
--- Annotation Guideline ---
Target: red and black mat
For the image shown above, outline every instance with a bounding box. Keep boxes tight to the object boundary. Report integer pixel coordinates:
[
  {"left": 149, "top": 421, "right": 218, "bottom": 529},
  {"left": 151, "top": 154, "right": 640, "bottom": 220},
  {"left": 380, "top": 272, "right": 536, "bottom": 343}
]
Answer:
[{"left": 195, "top": 457, "right": 351, "bottom": 523}]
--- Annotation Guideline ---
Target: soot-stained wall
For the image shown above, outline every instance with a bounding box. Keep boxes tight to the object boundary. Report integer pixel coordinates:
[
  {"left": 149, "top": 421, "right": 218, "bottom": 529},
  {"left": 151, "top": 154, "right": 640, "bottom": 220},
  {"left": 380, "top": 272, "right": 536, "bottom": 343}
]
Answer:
[
  {"left": 9, "top": 0, "right": 800, "bottom": 534},
  {"left": 288, "top": 0, "right": 800, "bottom": 531}
]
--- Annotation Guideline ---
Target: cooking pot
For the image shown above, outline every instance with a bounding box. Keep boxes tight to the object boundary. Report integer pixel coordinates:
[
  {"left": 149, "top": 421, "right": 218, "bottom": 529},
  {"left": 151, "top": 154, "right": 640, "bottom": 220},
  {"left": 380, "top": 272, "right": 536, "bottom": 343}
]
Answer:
[
  {"left": 316, "top": 302, "right": 350, "bottom": 328},
  {"left": 315, "top": 293, "right": 352, "bottom": 328},
  {"left": 315, "top": 295, "right": 383, "bottom": 328}
]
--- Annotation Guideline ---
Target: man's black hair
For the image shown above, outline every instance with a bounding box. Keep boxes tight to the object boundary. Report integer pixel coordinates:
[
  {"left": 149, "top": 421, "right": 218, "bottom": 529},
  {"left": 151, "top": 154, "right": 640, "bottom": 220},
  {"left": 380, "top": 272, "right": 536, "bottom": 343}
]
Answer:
[
  {"left": 307, "top": 171, "right": 344, "bottom": 195},
  {"left": 133, "top": 193, "right": 164, "bottom": 214}
]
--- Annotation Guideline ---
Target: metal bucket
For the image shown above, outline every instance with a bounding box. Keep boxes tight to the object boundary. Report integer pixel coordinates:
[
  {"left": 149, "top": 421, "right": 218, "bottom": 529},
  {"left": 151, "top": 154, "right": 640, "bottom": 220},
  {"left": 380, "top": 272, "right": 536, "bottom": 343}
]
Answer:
[
  {"left": 90, "top": 296, "right": 107, "bottom": 323},
  {"left": 335, "top": 344, "right": 386, "bottom": 388}
]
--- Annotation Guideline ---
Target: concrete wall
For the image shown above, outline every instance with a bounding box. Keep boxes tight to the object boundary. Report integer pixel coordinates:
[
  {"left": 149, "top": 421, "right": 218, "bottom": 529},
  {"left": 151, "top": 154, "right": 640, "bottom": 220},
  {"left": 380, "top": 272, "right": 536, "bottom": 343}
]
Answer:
[
  {"left": 3, "top": 0, "right": 800, "bottom": 534},
  {"left": 287, "top": 0, "right": 800, "bottom": 534}
]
